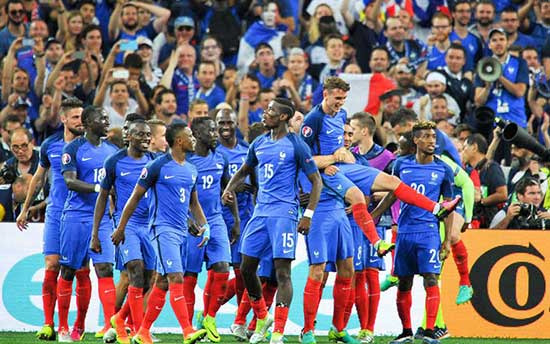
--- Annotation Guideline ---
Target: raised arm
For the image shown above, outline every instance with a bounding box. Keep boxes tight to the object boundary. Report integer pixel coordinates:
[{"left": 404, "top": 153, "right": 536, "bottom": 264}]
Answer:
[{"left": 134, "top": 1, "right": 171, "bottom": 33}]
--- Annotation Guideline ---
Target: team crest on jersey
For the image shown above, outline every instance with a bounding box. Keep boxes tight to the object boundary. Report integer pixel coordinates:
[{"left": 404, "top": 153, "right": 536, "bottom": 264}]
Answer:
[
  {"left": 302, "top": 126, "right": 313, "bottom": 137},
  {"left": 431, "top": 172, "right": 439, "bottom": 181},
  {"left": 140, "top": 167, "right": 148, "bottom": 179},
  {"left": 279, "top": 151, "right": 286, "bottom": 160},
  {"left": 62, "top": 153, "right": 71, "bottom": 165}
]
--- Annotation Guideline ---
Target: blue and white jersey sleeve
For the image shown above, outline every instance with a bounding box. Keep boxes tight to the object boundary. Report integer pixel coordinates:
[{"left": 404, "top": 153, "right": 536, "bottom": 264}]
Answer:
[
  {"left": 300, "top": 110, "right": 323, "bottom": 152},
  {"left": 61, "top": 137, "right": 83, "bottom": 174},
  {"left": 137, "top": 158, "right": 161, "bottom": 190}
]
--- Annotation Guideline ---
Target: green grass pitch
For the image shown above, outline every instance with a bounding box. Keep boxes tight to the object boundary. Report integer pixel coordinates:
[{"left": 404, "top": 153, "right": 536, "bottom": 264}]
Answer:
[{"left": 0, "top": 333, "right": 547, "bottom": 344}]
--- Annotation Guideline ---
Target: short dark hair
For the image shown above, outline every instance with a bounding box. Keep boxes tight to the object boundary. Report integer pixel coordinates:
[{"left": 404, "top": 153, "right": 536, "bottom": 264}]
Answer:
[
  {"left": 81, "top": 105, "right": 104, "bottom": 127},
  {"left": 5, "top": 0, "right": 23, "bottom": 13},
  {"left": 521, "top": 46, "right": 538, "bottom": 57},
  {"left": 323, "top": 33, "right": 343, "bottom": 48},
  {"left": 465, "top": 133, "right": 488, "bottom": 154},
  {"left": 165, "top": 123, "right": 188, "bottom": 148},
  {"left": 447, "top": 42, "right": 467, "bottom": 58},
  {"left": 477, "top": 0, "right": 496, "bottom": 10},
  {"left": 78, "top": 0, "right": 96, "bottom": 9},
  {"left": 350, "top": 112, "right": 376, "bottom": 136},
  {"left": 255, "top": 42, "right": 274, "bottom": 55},
  {"left": 515, "top": 177, "right": 540, "bottom": 195},
  {"left": 155, "top": 89, "right": 175, "bottom": 105},
  {"left": 3, "top": 115, "right": 22, "bottom": 129},
  {"left": 124, "top": 113, "right": 146, "bottom": 123},
  {"left": 60, "top": 98, "right": 83, "bottom": 116},
  {"left": 390, "top": 108, "right": 417, "bottom": 128},
  {"left": 190, "top": 116, "right": 213, "bottom": 135},
  {"left": 198, "top": 60, "right": 216, "bottom": 71},
  {"left": 79, "top": 24, "right": 101, "bottom": 42},
  {"left": 454, "top": 123, "right": 474, "bottom": 137},
  {"left": 189, "top": 99, "right": 208, "bottom": 112},
  {"left": 452, "top": 0, "right": 470, "bottom": 12},
  {"left": 432, "top": 94, "right": 448, "bottom": 104},
  {"left": 323, "top": 76, "right": 350, "bottom": 92},
  {"left": 501, "top": 5, "right": 518, "bottom": 15},
  {"left": 124, "top": 53, "right": 143, "bottom": 69},
  {"left": 273, "top": 97, "right": 295, "bottom": 120},
  {"left": 371, "top": 46, "right": 390, "bottom": 60},
  {"left": 110, "top": 80, "right": 128, "bottom": 92},
  {"left": 259, "top": 88, "right": 275, "bottom": 96},
  {"left": 201, "top": 35, "right": 221, "bottom": 51}
]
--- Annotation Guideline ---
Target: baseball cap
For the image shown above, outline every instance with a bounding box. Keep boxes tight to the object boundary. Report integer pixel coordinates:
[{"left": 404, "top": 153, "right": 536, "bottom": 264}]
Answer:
[
  {"left": 45, "top": 37, "right": 61, "bottom": 49},
  {"left": 174, "top": 16, "right": 194, "bottom": 29},
  {"left": 488, "top": 27, "right": 506, "bottom": 40},
  {"left": 136, "top": 36, "right": 153, "bottom": 48},
  {"left": 426, "top": 71, "right": 447, "bottom": 84}
]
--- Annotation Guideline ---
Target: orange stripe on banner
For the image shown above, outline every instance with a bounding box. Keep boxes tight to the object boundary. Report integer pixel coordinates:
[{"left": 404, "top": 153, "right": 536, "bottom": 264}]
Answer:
[{"left": 441, "top": 230, "right": 550, "bottom": 339}]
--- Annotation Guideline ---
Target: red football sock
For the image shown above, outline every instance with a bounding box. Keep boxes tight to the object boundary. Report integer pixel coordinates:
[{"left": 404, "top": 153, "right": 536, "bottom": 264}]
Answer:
[
  {"left": 263, "top": 282, "right": 278, "bottom": 310},
  {"left": 396, "top": 290, "right": 412, "bottom": 329},
  {"left": 57, "top": 277, "right": 73, "bottom": 330},
  {"left": 74, "top": 269, "right": 91, "bottom": 329},
  {"left": 43, "top": 270, "right": 58, "bottom": 326},
  {"left": 119, "top": 301, "right": 130, "bottom": 320},
  {"left": 202, "top": 270, "right": 213, "bottom": 317},
  {"left": 452, "top": 240, "right": 471, "bottom": 286},
  {"left": 273, "top": 305, "right": 289, "bottom": 334},
  {"left": 425, "top": 285, "right": 440, "bottom": 331},
  {"left": 303, "top": 278, "right": 322, "bottom": 333},
  {"left": 98, "top": 277, "right": 116, "bottom": 327},
  {"left": 234, "top": 268, "right": 245, "bottom": 305},
  {"left": 351, "top": 204, "right": 380, "bottom": 245},
  {"left": 141, "top": 286, "right": 166, "bottom": 331},
  {"left": 394, "top": 182, "right": 436, "bottom": 212},
  {"left": 125, "top": 311, "right": 134, "bottom": 332},
  {"left": 354, "top": 271, "right": 368, "bottom": 330},
  {"left": 128, "top": 286, "right": 144, "bottom": 330},
  {"left": 234, "top": 290, "right": 250, "bottom": 325},
  {"left": 332, "top": 276, "right": 352, "bottom": 332},
  {"left": 248, "top": 316, "right": 257, "bottom": 331},
  {"left": 207, "top": 271, "right": 229, "bottom": 317},
  {"left": 222, "top": 278, "right": 236, "bottom": 305},
  {"left": 343, "top": 282, "right": 355, "bottom": 327},
  {"left": 318, "top": 280, "right": 326, "bottom": 305},
  {"left": 183, "top": 275, "right": 197, "bottom": 320},
  {"left": 250, "top": 296, "right": 268, "bottom": 320},
  {"left": 169, "top": 283, "right": 192, "bottom": 334},
  {"left": 365, "top": 269, "right": 380, "bottom": 332}
]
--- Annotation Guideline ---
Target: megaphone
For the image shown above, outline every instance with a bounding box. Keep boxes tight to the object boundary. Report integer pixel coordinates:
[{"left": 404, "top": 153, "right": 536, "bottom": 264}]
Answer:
[
  {"left": 502, "top": 122, "right": 550, "bottom": 161},
  {"left": 477, "top": 57, "right": 502, "bottom": 83},
  {"left": 473, "top": 106, "right": 495, "bottom": 140}
]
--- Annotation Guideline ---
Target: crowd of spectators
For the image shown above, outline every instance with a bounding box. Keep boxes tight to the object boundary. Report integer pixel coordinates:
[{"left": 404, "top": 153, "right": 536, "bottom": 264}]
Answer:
[{"left": 1, "top": 0, "right": 550, "bottom": 229}]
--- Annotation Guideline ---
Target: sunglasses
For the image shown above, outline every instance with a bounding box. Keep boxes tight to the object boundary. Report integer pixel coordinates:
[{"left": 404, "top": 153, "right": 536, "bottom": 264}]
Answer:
[
  {"left": 10, "top": 10, "right": 24, "bottom": 16},
  {"left": 177, "top": 26, "right": 194, "bottom": 32}
]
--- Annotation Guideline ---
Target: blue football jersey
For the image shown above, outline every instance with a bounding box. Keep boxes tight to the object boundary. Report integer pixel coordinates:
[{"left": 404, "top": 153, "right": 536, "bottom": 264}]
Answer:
[
  {"left": 393, "top": 155, "right": 454, "bottom": 231},
  {"left": 101, "top": 148, "right": 154, "bottom": 225},
  {"left": 246, "top": 132, "right": 318, "bottom": 219},
  {"left": 39, "top": 131, "right": 68, "bottom": 213},
  {"left": 186, "top": 150, "right": 228, "bottom": 219},
  {"left": 217, "top": 141, "right": 254, "bottom": 221},
  {"left": 301, "top": 104, "right": 346, "bottom": 155},
  {"left": 137, "top": 153, "right": 198, "bottom": 232},
  {"left": 61, "top": 137, "right": 118, "bottom": 218}
]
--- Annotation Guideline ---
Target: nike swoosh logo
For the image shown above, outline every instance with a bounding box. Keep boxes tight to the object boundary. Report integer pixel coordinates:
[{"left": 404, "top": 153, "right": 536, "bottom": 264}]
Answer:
[
  {"left": 164, "top": 175, "right": 175, "bottom": 179},
  {"left": 82, "top": 157, "right": 92, "bottom": 161},
  {"left": 50, "top": 154, "right": 60, "bottom": 158},
  {"left": 104, "top": 289, "right": 115, "bottom": 294},
  {"left": 369, "top": 258, "right": 378, "bottom": 263},
  {"left": 121, "top": 172, "right": 131, "bottom": 176},
  {"left": 155, "top": 306, "right": 163, "bottom": 310},
  {"left": 402, "top": 170, "right": 412, "bottom": 174},
  {"left": 433, "top": 265, "right": 441, "bottom": 269},
  {"left": 283, "top": 249, "right": 293, "bottom": 254},
  {"left": 174, "top": 296, "right": 185, "bottom": 302},
  {"left": 326, "top": 129, "right": 335, "bottom": 134}
]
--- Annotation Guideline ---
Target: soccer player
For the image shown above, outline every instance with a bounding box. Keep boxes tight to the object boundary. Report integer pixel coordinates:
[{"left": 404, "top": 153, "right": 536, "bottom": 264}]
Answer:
[
  {"left": 389, "top": 121, "right": 455, "bottom": 344},
  {"left": 223, "top": 98, "right": 322, "bottom": 344},
  {"left": 300, "top": 77, "right": 459, "bottom": 260},
  {"left": 347, "top": 112, "right": 397, "bottom": 343},
  {"left": 215, "top": 109, "right": 254, "bottom": 308},
  {"left": 185, "top": 117, "right": 237, "bottom": 342},
  {"left": 16, "top": 98, "right": 85, "bottom": 341},
  {"left": 394, "top": 131, "right": 474, "bottom": 340},
  {"left": 57, "top": 106, "right": 119, "bottom": 341},
  {"left": 114, "top": 123, "right": 207, "bottom": 344},
  {"left": 92, "top": 120, "right": 156, "bottom": 344}
]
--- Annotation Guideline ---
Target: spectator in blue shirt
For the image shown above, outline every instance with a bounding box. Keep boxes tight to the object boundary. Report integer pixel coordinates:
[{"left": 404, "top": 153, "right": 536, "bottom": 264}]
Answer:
[
  {"left": 195, "top": 61, "right": 225, "bottom": 110},
  {"left": 0, "top": 0, "right": 28, "bottom": 59},
  {"left": 500, "top": 7, "right": 537, "bottom": 51}
]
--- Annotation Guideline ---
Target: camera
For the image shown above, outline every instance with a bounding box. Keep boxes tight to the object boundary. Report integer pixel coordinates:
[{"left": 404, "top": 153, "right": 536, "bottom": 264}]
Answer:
[
  {"left": 0, "top": 163, "right": 18, "bottom": 184},
  {"left": 516, "top": 203, "right": 550, "bottom": 229}
]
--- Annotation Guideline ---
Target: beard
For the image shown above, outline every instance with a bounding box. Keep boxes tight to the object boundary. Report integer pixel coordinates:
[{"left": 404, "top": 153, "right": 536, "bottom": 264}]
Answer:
[
  {"left": 68, "top": 126, "right": 85, "bottom": 136},
  {"left": 124, "top": 21, "right": 138, "bottom": 31}
]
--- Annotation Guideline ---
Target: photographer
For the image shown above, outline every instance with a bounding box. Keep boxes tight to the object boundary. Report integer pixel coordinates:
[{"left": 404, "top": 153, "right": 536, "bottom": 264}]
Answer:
[
  {"left": 0, "top": 128, "right": 44, "bottom": 222},
  {"left": 490, "top": 177, "right": 550, "bottom": 229}
]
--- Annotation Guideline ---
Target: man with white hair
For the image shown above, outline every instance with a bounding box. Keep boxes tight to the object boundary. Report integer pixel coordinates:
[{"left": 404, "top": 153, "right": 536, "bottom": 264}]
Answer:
[{"left": 413, "top": 71, "right": 460, "bottom": 122}]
